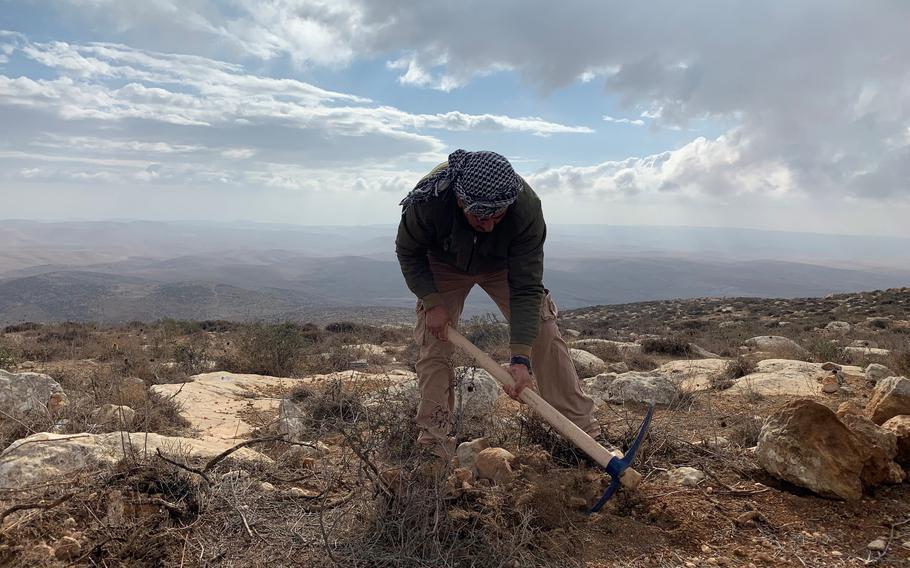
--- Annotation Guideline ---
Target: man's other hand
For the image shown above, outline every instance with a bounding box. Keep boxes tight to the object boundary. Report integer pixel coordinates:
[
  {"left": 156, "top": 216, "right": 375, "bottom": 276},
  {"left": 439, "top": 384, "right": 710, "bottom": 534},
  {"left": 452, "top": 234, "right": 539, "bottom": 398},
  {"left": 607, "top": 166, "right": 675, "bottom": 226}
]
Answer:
[
  {"left": 425, "top": 305, "right": 451, "bottom": 340},
  {"left": 506, "top": 364, "right": 532, "bottom": 401}
]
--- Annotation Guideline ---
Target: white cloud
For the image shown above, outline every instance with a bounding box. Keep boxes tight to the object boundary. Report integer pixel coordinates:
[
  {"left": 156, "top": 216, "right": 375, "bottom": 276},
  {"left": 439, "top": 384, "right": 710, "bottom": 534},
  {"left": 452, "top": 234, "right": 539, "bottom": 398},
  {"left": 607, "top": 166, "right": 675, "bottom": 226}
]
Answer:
[
  {"left": 603, "top": 115, "right": 645, "bottom": 127},
  {"left": 527, "top": 131, "right": 796, "bottom": 199},
  {"left": 1, "top": 39, "right": 590, "bottom": 138},
  {"left": 35, "top": 1, "right": 907, "bottom": 202}
]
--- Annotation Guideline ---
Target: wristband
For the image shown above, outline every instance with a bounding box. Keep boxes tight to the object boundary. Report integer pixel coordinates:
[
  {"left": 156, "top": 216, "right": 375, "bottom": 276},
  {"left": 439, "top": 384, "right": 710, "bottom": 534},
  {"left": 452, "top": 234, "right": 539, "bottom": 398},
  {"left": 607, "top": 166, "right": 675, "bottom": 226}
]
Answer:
[{"left": 510, "top": 355, "right": 532, "bottom": 373}]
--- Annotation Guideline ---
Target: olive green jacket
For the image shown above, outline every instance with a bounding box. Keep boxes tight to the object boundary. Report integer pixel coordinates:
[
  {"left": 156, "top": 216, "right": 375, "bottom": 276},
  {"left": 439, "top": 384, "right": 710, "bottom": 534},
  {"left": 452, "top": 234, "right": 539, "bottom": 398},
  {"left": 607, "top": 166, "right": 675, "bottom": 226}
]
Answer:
[{"left": 395, "top": 165, "right": 547, "bottom": 355}]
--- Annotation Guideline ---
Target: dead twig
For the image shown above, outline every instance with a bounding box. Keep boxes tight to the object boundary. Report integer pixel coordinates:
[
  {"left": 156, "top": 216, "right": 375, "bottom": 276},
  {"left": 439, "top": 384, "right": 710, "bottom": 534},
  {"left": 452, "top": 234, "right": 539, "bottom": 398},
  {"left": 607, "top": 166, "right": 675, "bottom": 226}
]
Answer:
[
  {"left": 0, "top": 492, "right": 75, "bottom": 526},
  {"left": 155, "top": 448, "right": 212, "bottom": 484},
  {"left": 201, "top": 435, "right": 317, "bottom": 474}
]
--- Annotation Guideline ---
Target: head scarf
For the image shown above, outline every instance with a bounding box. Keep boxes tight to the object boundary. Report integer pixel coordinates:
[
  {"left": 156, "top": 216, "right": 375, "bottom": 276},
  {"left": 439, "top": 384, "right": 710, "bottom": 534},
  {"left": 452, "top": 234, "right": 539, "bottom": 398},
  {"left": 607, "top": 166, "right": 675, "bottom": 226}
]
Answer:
[{"left": 400, "top": 149, "right": 523, "bottom": 217}]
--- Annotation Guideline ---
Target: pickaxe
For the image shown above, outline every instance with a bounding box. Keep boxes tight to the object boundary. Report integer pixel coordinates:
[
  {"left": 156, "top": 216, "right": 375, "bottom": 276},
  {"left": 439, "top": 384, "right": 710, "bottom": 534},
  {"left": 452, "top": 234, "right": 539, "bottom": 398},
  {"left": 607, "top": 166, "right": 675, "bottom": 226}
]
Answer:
[{"left": 447, "top": 326, "right": 653, "bottom": 512}]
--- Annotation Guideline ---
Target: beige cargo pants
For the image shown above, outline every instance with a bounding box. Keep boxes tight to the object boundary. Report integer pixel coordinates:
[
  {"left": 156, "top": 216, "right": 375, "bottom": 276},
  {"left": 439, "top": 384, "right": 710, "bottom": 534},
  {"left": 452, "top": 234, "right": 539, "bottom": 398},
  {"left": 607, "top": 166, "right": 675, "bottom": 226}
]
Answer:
[{"left": 414, "top": 257, "right": 599, "bottom": 456}]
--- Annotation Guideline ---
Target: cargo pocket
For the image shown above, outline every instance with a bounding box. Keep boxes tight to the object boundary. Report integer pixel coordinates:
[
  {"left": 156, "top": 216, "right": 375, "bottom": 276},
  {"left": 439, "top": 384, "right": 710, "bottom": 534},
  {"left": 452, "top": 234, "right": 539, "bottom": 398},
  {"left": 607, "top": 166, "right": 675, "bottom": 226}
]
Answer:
[{"left": 539, "top": 288, "right": 558, "bottom": 322}]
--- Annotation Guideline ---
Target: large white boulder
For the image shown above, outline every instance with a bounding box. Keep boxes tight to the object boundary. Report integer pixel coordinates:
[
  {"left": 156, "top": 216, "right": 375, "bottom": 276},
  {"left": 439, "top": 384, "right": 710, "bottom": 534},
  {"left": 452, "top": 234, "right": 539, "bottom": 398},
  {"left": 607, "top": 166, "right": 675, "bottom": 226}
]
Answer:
[
  {"left": 724, "top": 359, "right": 861, "bottom": 398},
  {"left": 454, "top": 367, "right": 502, "bottom": 420},
  {"left": 0, "top": 370, "right": 68, "bottom": 415},
  {"left": 0, "top": 431, "right": 269, "bottom": 489},
  {"left": 584, "top": 371, "right": 678, "bottom": 405},
  {"left": 757, "top": 400, "right": 871, "bottom": 500},
  {"left": 151, "top": 371, "right": 306, "bottom": 441},
  {"left": 569, "top": 348, "right": 607, "bottom": 378},
  {"left": 656, "top": 359, "right": 730, "bottom": 392},
  {"left": 867, "top": 376, "right": 910, "bottom": 425},
  {"left": 743, "top": 336, "right": 807, "bottom": 356}
]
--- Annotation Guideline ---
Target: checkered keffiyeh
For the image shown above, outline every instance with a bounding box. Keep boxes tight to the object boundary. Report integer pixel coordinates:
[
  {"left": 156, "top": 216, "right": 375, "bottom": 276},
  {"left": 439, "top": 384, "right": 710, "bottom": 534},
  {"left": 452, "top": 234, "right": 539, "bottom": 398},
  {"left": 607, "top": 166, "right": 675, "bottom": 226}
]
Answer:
[{"left": 400, "top": 149, "right": 523, "bottom": 217}]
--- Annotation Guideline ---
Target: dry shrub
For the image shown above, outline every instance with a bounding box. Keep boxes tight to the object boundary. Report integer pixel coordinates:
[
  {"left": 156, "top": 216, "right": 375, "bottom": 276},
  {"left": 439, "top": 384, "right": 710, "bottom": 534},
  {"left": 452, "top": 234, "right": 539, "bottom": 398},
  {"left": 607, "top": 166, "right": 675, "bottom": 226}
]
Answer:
[
  {"left": 713, "top": 356, "right": 755, "bottom": 390},
  {"left": 464, "top": 314, "right": 510, "bottom": 361},
  {"left": 221, "top": 322, "right": 321, "bottom": 376},
  {"left": 582, "top": 342, "right": 622, "bottom": 362},
  {"left": 641, "top": 337, "right": 692, "bottom": 357},
  {"left": 805, "top": 337, "right": 845, "bottom": 364}
]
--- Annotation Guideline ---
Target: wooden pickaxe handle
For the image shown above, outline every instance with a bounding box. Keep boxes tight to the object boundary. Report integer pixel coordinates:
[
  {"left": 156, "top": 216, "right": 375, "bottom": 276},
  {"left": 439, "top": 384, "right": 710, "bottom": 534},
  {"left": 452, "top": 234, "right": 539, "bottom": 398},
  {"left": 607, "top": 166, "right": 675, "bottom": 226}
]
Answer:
[{"left": 446, "top": 326, "right": 642, "bottom": 490}]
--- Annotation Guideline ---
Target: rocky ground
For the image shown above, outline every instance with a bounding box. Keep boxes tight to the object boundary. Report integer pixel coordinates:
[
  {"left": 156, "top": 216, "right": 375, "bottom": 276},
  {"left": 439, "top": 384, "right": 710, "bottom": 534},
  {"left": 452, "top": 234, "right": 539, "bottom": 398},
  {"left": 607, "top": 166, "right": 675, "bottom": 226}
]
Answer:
[{"left": 0, "top": 288, "right": 909, "bottom": 567}]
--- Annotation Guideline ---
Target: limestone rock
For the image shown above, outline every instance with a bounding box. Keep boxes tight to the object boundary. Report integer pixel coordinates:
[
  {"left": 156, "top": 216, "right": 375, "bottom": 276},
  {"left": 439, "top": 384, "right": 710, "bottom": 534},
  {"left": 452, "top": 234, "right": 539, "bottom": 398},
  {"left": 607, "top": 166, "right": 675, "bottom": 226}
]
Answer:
[
  {"left": 836, "top": 400, "right": 865, "bottom": 418},
  {"left": 91, "top": 404, "right": 136, "bottom": 428},
  {"left": 0, "top": 432, "right": 269, "bottom": 489},
  {"left": 824, "top": 321, "right": 852, "bottom": 335},
  {"left": 723, "top": 360, "right": 860, "bottom": 398},
  {"left": 456, "top": 437, "right": 490, "bottom": 471},
  {"left": 840, "top": 414, "right": 904, "bottom": 486},
  {"left": 756, "top": 399, "right": 870, "bottom": 500},
  {"left": 584, "top": 371, "right": 678, "bottom": 405},
  {"left": 850, "top": 339, "right": 879, "bottom": 349},
  {"left": 454, "top": 367, "right": 501, "bottom": 420},
  {"left": 606, "top": 362, "right": 629, "bottom": 374},
  {"left": 867, "top": 376, "right": 910, "bottom": 425},
  {"left": 844, "top": 347, "right": 891, "bottom": 358},
  {"left": 743, "top": 336, "right": 807, "bottom": 356},
  {"left": 53, "top": 536, "right": 81, "bottom": 561},
  {"left": 866, "top": 364, "right": 894, "bottom": 383},
  {"left": 151, "top": 371, "right": 306, "bottom": 441},
  {"left": 0, "top": 369, "right": 68, "bottom": 415},
  {"left": 473, "top": 447, "right": 515, "bottom": 485},
  {"left": 841, "top": 414, "right": 898, "bottom": 459},
  {"left": 668, "top": 467, "right": 705, "bottom": 486},
  {"left": 689, "top": 344, "right": 720, "bottom": 358},
  {"left": 278, "top": 396, "right": 308, "bottom": 440},
  {"left": 569, "top": 348, "right": 606, "bottom": 378},
  {"left": 882, "top": 416, "right": 910, "bottom": 464},
  {"left": 656, "top": 359, "right": 730, "bottom": 392},
  {"left": 343, "top": 343, "right": 387, "bottom": 357},
  {"left": 569, "top": 339, "right": 642, "bottom": 354}
]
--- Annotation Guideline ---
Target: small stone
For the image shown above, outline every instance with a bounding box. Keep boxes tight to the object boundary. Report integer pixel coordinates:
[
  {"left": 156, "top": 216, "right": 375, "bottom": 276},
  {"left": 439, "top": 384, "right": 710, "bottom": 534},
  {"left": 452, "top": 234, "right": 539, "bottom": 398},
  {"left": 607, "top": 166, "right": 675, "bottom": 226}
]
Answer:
[
  {"left": 901, "top": 541, "right": 910, "bottom": 550},
  {"left": 668, "top": 467, "right": 705, "bottom": 486},
  {"left": 474, "top": 447, "right": 516, "bottom": 485},
  {"left": 830, "top": 550, "right": 842, "bottom": 557},
  {"left": 259, "top": 482, "right": 275, "bottom": 492},
  {"left": 288, "top": 487, "right": 320, "bottom": 498},
  {"left": 735, "top": 511, "right": 765, "bottom": 526},
  {"left": 867, "top": 539, "right": 887, "bottom": 552},
  {"left": 53, "top": 536, "right": 81, "bottom": 561},
  {"left": 701, "top": 544, "right": 712, "bottom": 553},
  {"left": 221, "top": 470, "right": 249, "bottom": 481},
  {"left": 31, "top": 544, "right": 55, "bottom": 558},
  {"left": 821, "top": 362, "right": 841, "bottom": 371},
  {"left": 569, "top": 497, "right": 588, "bottom": 510}
]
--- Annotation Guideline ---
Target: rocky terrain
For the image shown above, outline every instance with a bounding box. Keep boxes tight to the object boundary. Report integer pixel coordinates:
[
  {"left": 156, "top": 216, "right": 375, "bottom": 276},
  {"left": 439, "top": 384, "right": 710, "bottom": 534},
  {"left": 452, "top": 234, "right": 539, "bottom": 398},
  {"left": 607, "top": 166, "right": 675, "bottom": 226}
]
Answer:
[{"left": 0, "top": 288, "right": 909, "bottom": 567}]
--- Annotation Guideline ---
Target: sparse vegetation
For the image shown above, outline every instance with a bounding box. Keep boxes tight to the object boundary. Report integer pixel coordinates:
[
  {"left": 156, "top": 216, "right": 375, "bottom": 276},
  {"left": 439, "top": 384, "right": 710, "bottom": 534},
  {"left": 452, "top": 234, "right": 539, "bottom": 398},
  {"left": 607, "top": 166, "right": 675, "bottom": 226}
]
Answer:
[{"left": 2, "top": 288, "right": 910, "bottom": 566}]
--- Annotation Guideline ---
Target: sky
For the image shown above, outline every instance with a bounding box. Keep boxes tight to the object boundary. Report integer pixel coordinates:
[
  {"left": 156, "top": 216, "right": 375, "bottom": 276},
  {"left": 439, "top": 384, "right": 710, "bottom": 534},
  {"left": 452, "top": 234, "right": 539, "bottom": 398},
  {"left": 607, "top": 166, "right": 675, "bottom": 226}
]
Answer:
[{"left": 1, "top": 1, "right": 909, "bottom": 236}]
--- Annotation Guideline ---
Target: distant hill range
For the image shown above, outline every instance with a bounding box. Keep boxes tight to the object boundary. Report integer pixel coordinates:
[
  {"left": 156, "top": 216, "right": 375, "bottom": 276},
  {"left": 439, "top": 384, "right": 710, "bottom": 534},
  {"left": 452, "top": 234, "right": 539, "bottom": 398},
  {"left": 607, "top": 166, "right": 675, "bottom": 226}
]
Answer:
[{"left": 1, "top": 220, "right": 908, "bottom": 325}]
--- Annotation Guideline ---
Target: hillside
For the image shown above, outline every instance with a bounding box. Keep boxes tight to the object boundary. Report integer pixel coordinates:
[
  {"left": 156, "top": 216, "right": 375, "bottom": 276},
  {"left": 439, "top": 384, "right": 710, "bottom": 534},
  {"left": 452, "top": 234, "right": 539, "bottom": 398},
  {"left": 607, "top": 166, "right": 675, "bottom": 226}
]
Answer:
[{"left": 1, "top": 288, "right": 909, "bottom": 566}]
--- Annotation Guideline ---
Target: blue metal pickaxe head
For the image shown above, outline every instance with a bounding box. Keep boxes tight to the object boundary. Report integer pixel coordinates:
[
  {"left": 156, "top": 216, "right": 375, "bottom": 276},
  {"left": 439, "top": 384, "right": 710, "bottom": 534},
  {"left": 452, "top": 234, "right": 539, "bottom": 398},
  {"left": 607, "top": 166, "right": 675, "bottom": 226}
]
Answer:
[{"left": 590, "top": 403, "right": 655, "bottom": 514}]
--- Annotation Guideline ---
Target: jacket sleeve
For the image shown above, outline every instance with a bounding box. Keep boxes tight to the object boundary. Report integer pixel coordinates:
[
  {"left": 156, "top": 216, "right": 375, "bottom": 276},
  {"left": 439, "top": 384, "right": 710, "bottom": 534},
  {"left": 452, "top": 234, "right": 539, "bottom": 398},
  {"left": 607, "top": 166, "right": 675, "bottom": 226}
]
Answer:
[
  {"left": 507, "top": 209, "right": 546, "bottom": 356},
  {"left": 395, "top": 206, "right": 445, "bottom": 309}
]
